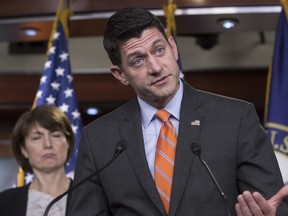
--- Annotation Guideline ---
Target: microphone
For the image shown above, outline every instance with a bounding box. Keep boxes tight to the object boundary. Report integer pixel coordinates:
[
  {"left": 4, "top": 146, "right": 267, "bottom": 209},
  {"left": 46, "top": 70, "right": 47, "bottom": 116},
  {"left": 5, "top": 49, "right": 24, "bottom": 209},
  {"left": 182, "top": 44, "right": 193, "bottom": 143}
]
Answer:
[
  {"left": 191, "top": 142, "right": 232, "bottom": 216},
  {"left": 43, "top": 140, "right": 127, "bottom": 216}
]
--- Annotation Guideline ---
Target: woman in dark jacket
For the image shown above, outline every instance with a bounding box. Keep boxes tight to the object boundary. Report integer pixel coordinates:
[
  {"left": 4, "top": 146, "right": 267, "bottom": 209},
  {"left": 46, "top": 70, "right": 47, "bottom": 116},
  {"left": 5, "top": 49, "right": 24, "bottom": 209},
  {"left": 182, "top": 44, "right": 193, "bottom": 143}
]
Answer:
[{"left": 0, "top": 105, "right": 74, "bottom": 216}]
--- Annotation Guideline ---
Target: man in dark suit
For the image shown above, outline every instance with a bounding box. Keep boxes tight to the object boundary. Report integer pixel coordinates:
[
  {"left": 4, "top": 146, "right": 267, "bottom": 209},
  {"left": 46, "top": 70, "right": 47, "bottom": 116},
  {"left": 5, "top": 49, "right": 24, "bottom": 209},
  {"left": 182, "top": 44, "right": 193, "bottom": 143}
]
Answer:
[{"left": 68, "top": 7, "right": 288, "bottom": 216}]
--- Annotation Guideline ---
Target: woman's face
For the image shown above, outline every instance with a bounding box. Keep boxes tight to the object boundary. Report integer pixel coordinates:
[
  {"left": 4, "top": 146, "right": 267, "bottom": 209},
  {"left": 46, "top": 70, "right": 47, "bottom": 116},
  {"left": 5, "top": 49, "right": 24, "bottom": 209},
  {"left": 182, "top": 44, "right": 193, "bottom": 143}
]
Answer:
[{"left": 21, "top": 123, "right": 69, "bottom": 174}]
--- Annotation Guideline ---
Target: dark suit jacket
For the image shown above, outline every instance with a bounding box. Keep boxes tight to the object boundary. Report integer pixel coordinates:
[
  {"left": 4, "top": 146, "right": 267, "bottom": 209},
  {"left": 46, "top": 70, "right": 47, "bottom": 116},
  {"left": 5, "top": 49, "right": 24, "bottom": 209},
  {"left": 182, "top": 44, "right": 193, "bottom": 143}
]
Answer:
[
  {"left": 0, "top": 185, "right": 29, "bottom": 216},
  {"left": 69, "top": 81, "right": 287, "bottom": 216},
  {"left": 0, "top": 181, "right": 72, "bottom": 216}
]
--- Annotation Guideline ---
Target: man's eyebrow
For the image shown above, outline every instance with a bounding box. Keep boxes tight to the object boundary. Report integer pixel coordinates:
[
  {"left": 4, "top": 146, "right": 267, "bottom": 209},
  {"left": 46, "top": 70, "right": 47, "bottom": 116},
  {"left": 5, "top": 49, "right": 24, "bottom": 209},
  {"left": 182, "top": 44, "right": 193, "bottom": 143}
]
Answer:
[
  {"left": 124, "top": 38, "right": 166, "bottom": 60},
  {"left": 126, "top": 51, "right": 143, "bottom": 60},
  {"left": 151, "top": 39, "right": 165, "bottom": 47}
]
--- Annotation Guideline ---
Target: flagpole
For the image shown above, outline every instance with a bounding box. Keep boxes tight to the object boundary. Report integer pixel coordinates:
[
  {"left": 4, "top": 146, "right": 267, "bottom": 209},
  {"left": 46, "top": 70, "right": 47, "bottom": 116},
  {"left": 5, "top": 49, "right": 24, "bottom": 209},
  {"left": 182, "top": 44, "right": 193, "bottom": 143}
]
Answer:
[
  {"left": 163, "top": 0, "right": 184, "bottom": 79},
  {"left": 163, "top": 0, "right": 177, "bottom": 38},
  {"left": 281, "top": 0, "right": 288, "bottom": 17}
]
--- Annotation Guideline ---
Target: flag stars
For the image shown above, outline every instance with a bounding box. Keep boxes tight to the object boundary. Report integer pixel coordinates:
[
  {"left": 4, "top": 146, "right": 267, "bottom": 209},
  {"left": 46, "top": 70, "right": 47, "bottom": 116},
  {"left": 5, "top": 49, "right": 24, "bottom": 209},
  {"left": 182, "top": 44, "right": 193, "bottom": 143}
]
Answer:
[
  {"left": 67, "top": 75, "right": 73, "bottom": 82},
  {"left": 46, "top": 95, "right": 56, "bottom": 105},
  {"left": 51, "top": 81, "right": 60, "bottom": 91},
  {"left": 72, "top": 124, "right": 78, "bottom": 134},
  {"left": 30, "top": 21, "right": 82, "bottom": 178},
  {"left": 59, "top": 103, "right": 69, "bottom": 113},
  {"left": 72, "top": 110, "right": 80, "bottom": 119},
  {"left": 49, "top": 46, "right": 56, "bottom": 55},
  {"left": 59, "top": 52, "right": 69, "bottom": 62},
  {"left": 64, "top": 88, "right": 73, "bottom": 98},
  {"left": 66, "top": 161, "right": 70, "bottom": 167},
  {"left": 40, "top": 76, "right": 47, "bottom": 84},
  {"left": 36, "top": 90, "right": 43, "bottom": 99},
  {"left": 53, "top": 31, "right": 60, "bottom": 40},
  {"left": 55, "top": 67, "right": 65, "bottom": 76},
  {"left": 25, "top": 173, "right": 34, "bottom": 184},
  {"left": 44, "top": 61, "right": 52, "bottom": 70}
]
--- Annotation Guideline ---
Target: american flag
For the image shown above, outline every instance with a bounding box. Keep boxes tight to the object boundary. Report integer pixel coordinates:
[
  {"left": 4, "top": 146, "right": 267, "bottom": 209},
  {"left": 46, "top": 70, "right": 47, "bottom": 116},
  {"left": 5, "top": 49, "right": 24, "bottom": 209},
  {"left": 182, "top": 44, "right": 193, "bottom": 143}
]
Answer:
[
  {"left": 25, "top": 19, "right": 83, "bottom": 184},
  {"left": 265, "top": 7, "right": 288, "bottom": 184}
]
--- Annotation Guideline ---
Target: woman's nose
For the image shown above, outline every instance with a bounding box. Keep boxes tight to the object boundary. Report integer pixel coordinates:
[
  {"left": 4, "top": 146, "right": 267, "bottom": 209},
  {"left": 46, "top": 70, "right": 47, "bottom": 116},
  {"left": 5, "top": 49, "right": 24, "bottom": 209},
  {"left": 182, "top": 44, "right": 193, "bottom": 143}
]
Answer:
[{"left": 43, "top": 136, "right": 52, "bottom": 148}]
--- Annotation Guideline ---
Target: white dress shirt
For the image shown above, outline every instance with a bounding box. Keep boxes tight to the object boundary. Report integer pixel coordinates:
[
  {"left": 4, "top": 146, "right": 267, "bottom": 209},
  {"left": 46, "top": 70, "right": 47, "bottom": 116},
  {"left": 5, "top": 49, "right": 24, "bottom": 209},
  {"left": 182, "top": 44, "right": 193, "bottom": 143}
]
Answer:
[{"left": 137, "top": 80, "right": 183, "bottom": 178}]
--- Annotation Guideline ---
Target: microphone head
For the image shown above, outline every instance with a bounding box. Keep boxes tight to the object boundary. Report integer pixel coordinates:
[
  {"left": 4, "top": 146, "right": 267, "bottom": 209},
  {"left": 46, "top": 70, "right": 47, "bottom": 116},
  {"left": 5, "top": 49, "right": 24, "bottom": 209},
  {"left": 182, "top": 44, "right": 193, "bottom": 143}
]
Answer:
[{"left": 191, "top": 142, "right": 201, "bottom": 156}]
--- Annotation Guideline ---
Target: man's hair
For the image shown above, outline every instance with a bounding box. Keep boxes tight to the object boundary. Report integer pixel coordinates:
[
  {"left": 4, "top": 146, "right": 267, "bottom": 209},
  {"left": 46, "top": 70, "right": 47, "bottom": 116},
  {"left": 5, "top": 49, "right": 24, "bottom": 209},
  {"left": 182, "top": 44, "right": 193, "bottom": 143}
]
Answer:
[{"left": 103, "top": 7, "right": 167, "bottom": 67}]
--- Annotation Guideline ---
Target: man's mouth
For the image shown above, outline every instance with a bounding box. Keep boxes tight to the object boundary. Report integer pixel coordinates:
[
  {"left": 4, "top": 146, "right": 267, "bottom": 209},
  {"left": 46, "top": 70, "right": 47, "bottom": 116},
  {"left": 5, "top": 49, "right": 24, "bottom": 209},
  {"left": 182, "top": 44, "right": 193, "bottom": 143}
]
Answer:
[{"left": 152, "top": 76, "right": 169, "bottom": 85}]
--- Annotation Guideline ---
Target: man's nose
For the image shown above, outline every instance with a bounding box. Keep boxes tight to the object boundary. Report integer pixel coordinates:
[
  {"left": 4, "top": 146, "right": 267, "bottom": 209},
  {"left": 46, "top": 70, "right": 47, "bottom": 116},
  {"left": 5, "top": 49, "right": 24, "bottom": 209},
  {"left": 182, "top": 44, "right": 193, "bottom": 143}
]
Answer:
[{"left": 147, "top": 56, "right": 162, "bottom": 74}]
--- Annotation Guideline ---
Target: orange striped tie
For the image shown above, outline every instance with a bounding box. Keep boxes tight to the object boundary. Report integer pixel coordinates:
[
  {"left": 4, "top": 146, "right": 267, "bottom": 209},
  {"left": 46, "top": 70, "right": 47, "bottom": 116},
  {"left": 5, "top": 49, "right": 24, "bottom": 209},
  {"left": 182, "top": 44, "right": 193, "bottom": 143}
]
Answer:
[{"left": 154, "top": 109, "right": 177, "bottom": 214}]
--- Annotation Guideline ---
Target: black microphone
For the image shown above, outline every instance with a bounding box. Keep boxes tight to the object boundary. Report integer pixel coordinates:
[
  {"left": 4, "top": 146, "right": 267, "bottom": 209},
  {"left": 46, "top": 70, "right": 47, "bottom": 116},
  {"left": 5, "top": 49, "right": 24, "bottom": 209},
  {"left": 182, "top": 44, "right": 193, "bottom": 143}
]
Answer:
[
  {"left": 191, "top": 142, "right": 232, "bottom": 216},
  {"left": 43, "top": 140, "right": 127, "bottom": 216}
]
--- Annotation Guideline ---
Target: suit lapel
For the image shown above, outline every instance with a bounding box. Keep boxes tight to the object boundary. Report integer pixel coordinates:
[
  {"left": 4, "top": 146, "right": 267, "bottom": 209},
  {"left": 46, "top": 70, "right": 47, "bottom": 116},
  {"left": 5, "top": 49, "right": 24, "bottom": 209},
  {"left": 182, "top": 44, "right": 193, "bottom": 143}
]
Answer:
[
  {"left": 169, "top": 83, "right": 205, "bottom": 216},
  {"left": 120, "top": 99, "right": 167, "bottom": 215},
  {"left": 120, "top": 83, "right": 205, "bottom": 216}
]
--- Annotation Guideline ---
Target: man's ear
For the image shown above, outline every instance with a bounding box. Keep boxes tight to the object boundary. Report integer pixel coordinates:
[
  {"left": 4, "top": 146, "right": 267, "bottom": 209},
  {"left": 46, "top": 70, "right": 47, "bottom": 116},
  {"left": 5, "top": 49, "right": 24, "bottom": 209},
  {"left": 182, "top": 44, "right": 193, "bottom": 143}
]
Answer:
[
  {"left": 110, "top": 65, "right": 130, "bottom": 86},
  {"left": 168, "top": 36, "right": 179, "bottom": 61}
]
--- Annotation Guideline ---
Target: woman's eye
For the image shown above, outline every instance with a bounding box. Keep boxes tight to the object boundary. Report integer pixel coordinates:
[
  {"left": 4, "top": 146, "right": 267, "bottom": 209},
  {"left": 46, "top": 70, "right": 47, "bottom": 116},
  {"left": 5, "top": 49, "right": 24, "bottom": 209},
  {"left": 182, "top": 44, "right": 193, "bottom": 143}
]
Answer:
[
  {"left": 31, "top": 136, "right": 41, "bottom": 141},
  {"left": 51, "top": 132, "right": 63, "bottom": 138}
]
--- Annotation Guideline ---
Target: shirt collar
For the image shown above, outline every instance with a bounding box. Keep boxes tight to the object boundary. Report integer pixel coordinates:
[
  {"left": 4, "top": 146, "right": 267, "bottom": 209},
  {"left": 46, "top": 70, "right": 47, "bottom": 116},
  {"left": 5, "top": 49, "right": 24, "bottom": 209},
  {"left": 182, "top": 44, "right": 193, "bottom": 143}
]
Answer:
[{"left": 138, "top": 79, "right": 183, "bottom": 128}]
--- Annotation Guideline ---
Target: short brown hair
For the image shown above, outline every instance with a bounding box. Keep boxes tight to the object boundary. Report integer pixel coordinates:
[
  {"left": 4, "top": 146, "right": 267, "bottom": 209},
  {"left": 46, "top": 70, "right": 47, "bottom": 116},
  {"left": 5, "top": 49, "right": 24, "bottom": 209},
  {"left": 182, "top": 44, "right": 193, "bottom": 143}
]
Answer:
[
  {"left": 12, "top": 105, "right": 75, "bottom": 173},
  {"left": 103, "top": 7, "right": 167, "bottom": 67}
]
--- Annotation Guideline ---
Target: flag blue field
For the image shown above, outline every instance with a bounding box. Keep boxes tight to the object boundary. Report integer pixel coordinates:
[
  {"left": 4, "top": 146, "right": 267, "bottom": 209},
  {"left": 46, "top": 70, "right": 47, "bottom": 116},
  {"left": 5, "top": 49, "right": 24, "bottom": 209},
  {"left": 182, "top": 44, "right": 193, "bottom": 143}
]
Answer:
[
  {"left": 22, "top": 17, "right": 83, "bottom": 184},
  {"left": 265, "top": 8, "right": 288, "bottom": 184}
]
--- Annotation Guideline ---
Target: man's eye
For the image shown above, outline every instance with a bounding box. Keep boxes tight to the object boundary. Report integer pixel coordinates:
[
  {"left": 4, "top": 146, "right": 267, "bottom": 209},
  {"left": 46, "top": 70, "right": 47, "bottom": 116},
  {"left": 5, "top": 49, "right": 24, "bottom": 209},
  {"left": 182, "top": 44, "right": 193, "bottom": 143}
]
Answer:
[
  {"left": 133, "top": 58, "right": 143, "bottom": 66},
  {"left": 156, "top": 47, "right": 165, "bottom": 55}
]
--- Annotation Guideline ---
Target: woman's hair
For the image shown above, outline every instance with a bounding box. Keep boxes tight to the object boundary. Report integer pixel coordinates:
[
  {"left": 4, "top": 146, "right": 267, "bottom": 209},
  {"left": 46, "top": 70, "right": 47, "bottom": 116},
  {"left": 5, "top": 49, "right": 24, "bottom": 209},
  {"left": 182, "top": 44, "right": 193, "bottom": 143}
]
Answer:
[
  {"left": 103, "top": 7, "right": 167, "bottom": 67},
  {"left": 12, "top": 105, "right": 75, "bottom": 173}
]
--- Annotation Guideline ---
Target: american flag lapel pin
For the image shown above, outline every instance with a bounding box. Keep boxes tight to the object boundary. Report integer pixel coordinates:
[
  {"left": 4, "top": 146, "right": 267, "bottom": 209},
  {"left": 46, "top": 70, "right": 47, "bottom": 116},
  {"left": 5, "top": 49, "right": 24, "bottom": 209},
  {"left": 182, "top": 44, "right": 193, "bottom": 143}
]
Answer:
[{"left": 191, "top": 120, "right": 200, "bottom": 126}]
